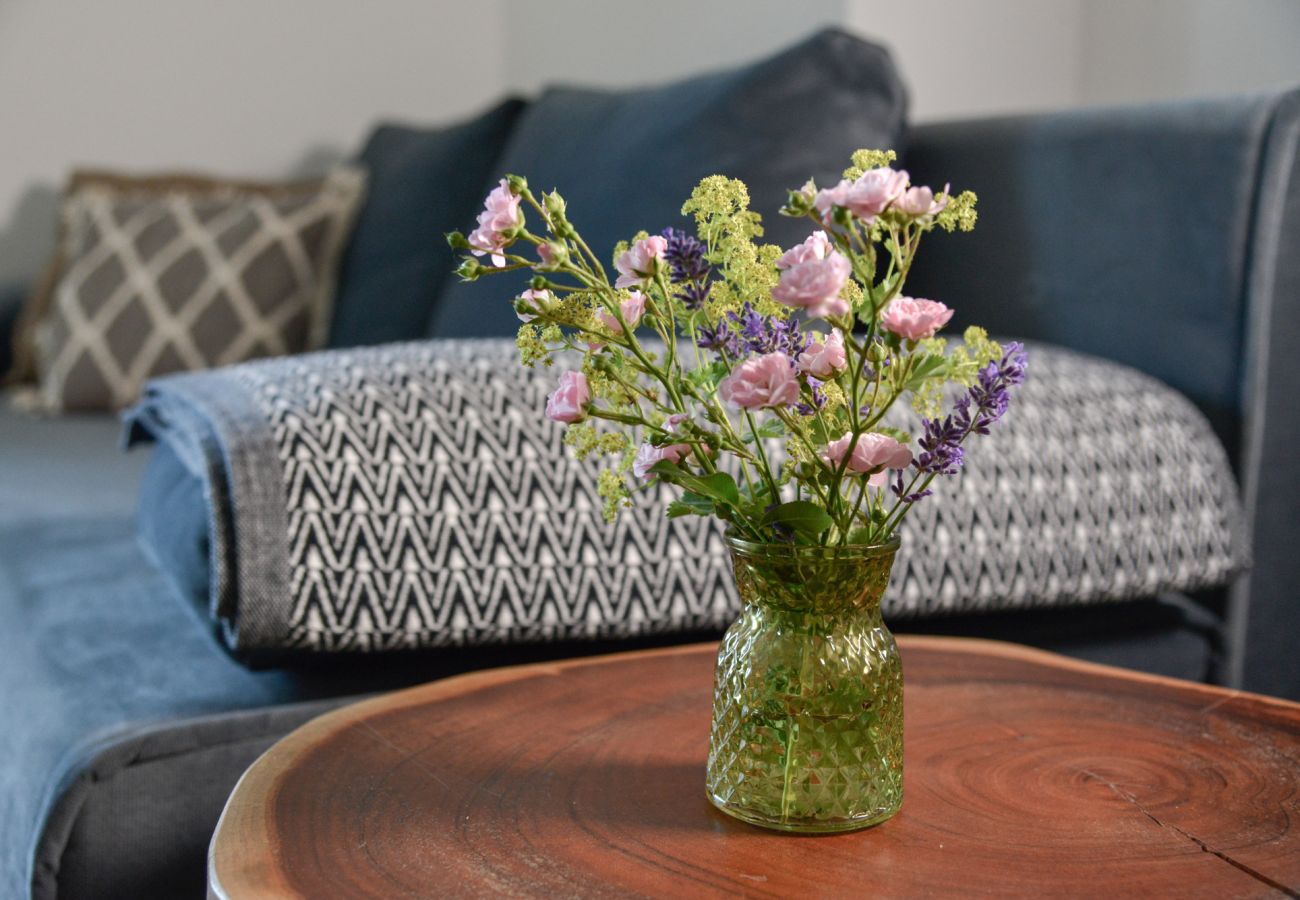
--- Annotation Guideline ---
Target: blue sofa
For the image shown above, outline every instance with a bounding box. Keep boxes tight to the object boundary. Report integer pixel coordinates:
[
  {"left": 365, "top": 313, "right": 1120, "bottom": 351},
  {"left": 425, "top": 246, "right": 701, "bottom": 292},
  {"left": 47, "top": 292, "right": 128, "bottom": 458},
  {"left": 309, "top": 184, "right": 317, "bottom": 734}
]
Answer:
[{"left": 1, "top": 29, "right": 1295, "bottom": 899}]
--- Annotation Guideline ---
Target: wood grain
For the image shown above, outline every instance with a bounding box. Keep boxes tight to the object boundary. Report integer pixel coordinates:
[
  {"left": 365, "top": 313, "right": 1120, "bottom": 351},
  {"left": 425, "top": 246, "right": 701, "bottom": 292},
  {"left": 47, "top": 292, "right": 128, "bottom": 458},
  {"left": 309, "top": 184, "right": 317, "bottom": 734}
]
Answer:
[{"left": 209, "top": 637, "right": 1300, "bottom": 899}]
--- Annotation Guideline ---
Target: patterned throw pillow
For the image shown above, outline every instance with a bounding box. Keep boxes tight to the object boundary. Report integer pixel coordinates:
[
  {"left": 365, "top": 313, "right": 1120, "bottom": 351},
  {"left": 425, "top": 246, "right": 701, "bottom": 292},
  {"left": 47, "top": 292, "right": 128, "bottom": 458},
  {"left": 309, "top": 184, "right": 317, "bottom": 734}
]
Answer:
[
  {"left": 32, "top": 167, "right": 365, "bottom": 411},
  {"left": 6, "top": 169, "right": 344, "bottom": 386}
]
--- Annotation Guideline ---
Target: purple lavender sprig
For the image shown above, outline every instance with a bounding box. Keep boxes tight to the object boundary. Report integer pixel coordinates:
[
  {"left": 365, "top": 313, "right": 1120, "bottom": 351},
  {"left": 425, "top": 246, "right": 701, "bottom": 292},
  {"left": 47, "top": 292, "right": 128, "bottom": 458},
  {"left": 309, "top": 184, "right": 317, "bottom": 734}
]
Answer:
[
  {"left": 726, "top": 303, "right": 811, "bottom": 358},
  {"left": 662, "top": 227, "right": 711, "bottom": 310},
  {"left": 915, "top": 415, "right": 966, "bottom": 475},
  {"left": 891, "top": 471, "right": 933, "bottom": 503},
  {"left": 696, "top": 321, "right": 733, "bottom": 353},
  {"left": 796, "top": 377, "right": 828, "bottom": 417},
  {"left": 956, "top": 341, "right": 1028, "bottom": 434},
  {"left": 902, "top": 342, "right": 1028, "bottom": 497}
]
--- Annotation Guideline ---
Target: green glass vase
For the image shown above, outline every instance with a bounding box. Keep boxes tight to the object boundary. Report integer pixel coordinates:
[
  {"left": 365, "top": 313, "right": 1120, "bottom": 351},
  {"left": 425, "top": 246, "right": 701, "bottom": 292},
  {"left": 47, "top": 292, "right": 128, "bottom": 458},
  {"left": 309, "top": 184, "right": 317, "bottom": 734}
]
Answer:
[{"left": 705, "top": 535, "right": 904, "bottom": 833}]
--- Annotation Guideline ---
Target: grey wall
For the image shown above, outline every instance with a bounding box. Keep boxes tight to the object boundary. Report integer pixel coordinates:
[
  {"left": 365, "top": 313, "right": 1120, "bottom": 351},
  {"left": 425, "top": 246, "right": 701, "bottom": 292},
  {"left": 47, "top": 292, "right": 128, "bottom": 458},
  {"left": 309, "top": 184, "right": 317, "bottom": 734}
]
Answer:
[{"left": 2, "top": 0, "right": 1298, "bottom": 287}]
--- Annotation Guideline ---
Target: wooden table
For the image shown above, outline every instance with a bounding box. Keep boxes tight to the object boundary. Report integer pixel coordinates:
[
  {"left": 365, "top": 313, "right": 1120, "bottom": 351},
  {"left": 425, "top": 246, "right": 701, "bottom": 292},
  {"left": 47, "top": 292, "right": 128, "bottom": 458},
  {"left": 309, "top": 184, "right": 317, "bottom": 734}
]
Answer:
[{"left": 209, "top": 637, "right": 1300, "bottom": 898}]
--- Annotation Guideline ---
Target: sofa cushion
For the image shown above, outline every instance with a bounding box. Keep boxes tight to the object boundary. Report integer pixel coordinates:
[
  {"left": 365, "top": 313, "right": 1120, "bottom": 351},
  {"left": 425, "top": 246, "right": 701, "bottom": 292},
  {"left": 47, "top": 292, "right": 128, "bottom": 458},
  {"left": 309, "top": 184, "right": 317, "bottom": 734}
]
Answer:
[
  {"left": 329, "top": 99, "right": 526, "bottom": 348},
  {"left": 429, "top": 28, "right": 908, "bottom": 337},
  {"left": 0, "top": 405, "right": 149, "bottom": 525}
]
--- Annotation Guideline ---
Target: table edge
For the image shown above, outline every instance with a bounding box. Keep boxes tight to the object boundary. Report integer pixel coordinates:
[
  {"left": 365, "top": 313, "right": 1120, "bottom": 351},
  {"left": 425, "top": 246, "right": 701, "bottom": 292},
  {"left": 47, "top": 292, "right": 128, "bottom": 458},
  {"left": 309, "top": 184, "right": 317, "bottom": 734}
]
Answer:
[{"left": 207, "top": 635, "right": 1300, "bottom": 897}]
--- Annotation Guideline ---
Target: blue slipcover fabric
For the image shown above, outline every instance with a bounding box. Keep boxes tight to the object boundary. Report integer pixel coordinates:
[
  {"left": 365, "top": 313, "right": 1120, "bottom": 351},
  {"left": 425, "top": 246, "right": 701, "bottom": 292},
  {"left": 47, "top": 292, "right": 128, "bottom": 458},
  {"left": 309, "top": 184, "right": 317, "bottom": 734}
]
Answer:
[
  {"left": 328, "top": 98, "right": 525, "bottom": 347},
  {"left": 430, "top": 29, "right": 908, "bottom": 337},
  {"left": 0, "top": 403, "right": 731, "bottom": 897},
  {"left": 903, "top": 96, "right": 1272, "bottom": 449},
  {"left": 903, "top": 89, "right": 1300, "bottom": 699}
]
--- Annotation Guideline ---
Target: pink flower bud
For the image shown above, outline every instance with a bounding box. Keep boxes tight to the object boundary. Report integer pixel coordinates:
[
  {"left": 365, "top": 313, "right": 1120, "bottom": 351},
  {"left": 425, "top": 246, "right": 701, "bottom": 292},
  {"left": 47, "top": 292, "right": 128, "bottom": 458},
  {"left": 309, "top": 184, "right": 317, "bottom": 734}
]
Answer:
[
  {"left": 895, "top": 183, "right": 949, "bottom": 221},
  {"left": 797, "top": 328, "right": 848, "bottom": 378},
  {"left": 595, "top": 290, "right": 647, "bottom": 333},
  {"left": 467, "top": 179, "right": 523, "bottom": 268},
  {"left": 632, "top": 440, "right": 692, "bottom": 482},
  {"left": 614, "top": 235, "right": 668, "bottom": 289},
  {"left": 545, "top": 371, "right": 591, "bottom": 424},
  {"left": 776, "top": 231, "right": 833, "bottom": 270},
  {"left": 516, "top": 288, "right": 553, "bottom": 323},
  {"left": 536, "top": 241, "right": 567, "bottom": 269}
]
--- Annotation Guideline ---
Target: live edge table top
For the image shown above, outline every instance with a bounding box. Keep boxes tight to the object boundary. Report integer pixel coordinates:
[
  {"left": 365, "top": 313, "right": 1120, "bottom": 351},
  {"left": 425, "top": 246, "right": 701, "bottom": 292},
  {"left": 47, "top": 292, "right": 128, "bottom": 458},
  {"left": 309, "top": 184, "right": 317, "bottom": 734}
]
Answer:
[{"left": 208, "top": 637, "right": 1300, "bottom": 899}]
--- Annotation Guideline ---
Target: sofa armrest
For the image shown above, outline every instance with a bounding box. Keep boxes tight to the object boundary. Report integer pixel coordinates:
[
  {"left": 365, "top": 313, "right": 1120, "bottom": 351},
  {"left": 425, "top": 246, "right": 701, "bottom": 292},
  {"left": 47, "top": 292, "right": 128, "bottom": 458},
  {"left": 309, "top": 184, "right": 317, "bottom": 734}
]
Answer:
[
  {"left": 0, "top": 282, "right": 28, "bottom": 380},
  {"left": 903, "top": 89, "right": 1300, "bottom": 698}
]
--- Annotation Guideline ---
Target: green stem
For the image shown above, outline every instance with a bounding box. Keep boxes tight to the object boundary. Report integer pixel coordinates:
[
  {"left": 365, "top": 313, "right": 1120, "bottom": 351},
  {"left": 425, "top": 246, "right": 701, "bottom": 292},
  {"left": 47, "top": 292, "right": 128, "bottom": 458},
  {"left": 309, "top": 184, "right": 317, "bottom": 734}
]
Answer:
[
  {"left": 780, "top": 717, "right": 798, "bottom": 824},
  {"left": 742, "top": 408, "right": 781, "bottom": 502}
]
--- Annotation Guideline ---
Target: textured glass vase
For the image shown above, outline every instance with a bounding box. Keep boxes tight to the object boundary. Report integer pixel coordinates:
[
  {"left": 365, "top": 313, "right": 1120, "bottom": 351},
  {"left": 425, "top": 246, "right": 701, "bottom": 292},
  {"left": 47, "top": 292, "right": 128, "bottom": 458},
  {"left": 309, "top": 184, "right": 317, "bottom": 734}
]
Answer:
[{"left": 706, "top": 535, "right": 904, "bottom": 833}]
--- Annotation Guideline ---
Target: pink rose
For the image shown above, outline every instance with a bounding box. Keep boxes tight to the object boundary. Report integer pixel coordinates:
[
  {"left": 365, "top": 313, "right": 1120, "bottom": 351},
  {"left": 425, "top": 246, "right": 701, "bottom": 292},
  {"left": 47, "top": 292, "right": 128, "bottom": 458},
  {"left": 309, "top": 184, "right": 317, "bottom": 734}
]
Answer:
[
  {"left": 545, "top": 371, "right": 591, "bottom": 424},
  {"left": 718, "top": 353, "right": 801, "bottom": 409},
  {"left": 880, "top": 296, "right": 954, "bottom": 341},
  {"left": 895, "top": 183, "right": 949, "bottom": 221},
  {"left": 776, "top": 231, "right": 833, "bottom": 270},
  {"left": 771, "top": 252, "right": 852, "bottom": 319},
  {"left": 813, "top": 180, "right": 852, "bottom": 222},
  {"left": 516, "top": 288, "right": 553, "bottom": 323},
  {"left": 821, "top": 432, "right": 913, "bottom": 486},
  {"left": 468, "top": 179, "right": 523, "bottom": 267},
  {"left": 797, "top": 328, "right": 847, "bottom": 378},
  {"left": 846, "top": 168, "right": 910, "bottom": 221},
  {"left": 632, "top": 440, "right": 692, "bottom": 481},
  {"left": 815, "top": 168, "right": 909, "bottom": 225},
  {"left": 614, "top": 235, "right": 668, "bottom": 288},
  {"left": 595, "top": 290, "right": 647, "bottom": 333}
]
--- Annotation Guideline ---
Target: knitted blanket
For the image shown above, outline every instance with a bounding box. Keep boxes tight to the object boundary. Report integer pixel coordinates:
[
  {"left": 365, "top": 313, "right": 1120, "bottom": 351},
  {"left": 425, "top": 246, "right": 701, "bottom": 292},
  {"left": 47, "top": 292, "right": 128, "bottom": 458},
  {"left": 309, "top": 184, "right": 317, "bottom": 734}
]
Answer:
[{"left": 125, "top": 339, "right": 1247, "bottom": 662}]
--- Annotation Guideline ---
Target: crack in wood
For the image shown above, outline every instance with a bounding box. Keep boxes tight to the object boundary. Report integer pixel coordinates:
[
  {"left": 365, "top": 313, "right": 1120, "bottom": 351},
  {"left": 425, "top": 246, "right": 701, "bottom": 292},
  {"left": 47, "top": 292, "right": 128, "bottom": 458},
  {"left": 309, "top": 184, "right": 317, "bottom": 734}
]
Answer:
[{"left": 1080, "top": 769, "right": 1299, "bottom": 897}]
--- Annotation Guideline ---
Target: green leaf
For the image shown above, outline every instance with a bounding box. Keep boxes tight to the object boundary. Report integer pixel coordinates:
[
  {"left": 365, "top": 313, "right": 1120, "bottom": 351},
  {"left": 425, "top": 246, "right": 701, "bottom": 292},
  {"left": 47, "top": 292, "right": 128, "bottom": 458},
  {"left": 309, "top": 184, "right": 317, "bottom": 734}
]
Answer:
[
  {"left": 902, "top": 352, "right": 948, "bottom": 392},
  {"left": 742, "top": 419, "right": 785, "bottom": 443},
  {"left": 666, "top": 491, "right": 715, "bottom": 519},
  {"left": 759, "top": 500, "right": 834, "bottom": 536},
  {"left": 649, "top": 462, "right": 741, "bottom": 509},
  {"left": 685, "top": 359, "right": 729, "bottom": 393},
  {"left": 694, "top": 472, "right": 742, "bottom": 508}
]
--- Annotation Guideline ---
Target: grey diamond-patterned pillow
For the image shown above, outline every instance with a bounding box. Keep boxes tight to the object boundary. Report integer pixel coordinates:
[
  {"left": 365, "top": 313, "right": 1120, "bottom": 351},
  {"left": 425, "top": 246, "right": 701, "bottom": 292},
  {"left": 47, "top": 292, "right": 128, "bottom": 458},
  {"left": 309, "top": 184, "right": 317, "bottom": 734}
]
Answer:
[{"left": 33, "top": 166, "right": 366, "bottom": 411}]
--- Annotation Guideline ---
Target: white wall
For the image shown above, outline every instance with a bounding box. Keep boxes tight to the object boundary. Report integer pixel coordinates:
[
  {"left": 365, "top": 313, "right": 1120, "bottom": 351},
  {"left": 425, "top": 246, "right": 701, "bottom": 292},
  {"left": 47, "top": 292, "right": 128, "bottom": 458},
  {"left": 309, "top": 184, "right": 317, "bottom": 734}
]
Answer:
[
  {"left": 846, "top": 0, "right": 1300, "bottom": 121},
  {"left": 843, "top": 0, "right": 1088, "bottom": 122},
  {"left": 0, "top": 0, "right": 508, "bottom": 284},
  {"left": 3, "top": 0, "right": 1299, "bottom": 286},
  {"left": 1080, "top": 0, "right": 1300, "bottom": 106},
  {"left": 501, "top": 0, "right": 844, "bottom": 93}
]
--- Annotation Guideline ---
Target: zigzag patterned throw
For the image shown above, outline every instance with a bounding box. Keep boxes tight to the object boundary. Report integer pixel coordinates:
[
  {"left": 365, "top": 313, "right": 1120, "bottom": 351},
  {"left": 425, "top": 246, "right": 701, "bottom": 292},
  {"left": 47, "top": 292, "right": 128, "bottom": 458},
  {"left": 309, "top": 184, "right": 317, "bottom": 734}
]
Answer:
[{"left": 127, "top": 338, "right": 1247, "bottom": 660}]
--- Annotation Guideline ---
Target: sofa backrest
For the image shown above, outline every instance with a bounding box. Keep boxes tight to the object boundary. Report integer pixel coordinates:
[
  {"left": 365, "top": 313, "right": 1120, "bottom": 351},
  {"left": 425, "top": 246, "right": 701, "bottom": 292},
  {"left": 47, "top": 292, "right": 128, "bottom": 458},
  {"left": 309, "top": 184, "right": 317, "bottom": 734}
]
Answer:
[
  {"left": 329, "top": 98, "right": 526, "bottom": 348},
  {"left": 428, "top": 28, "right": 908, "bottom": 338},
  {"left": 902, "top": 92, "right": 1291, "bottom": 457}
]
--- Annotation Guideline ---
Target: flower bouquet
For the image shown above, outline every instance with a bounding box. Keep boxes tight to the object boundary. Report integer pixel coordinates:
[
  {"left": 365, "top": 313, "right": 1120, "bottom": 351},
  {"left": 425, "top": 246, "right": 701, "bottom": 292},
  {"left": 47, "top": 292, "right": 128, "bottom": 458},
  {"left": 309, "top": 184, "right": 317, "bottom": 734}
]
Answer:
[{"left": 450, "top": 149, "right": 1026, "bottom": 833}]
